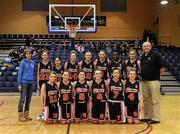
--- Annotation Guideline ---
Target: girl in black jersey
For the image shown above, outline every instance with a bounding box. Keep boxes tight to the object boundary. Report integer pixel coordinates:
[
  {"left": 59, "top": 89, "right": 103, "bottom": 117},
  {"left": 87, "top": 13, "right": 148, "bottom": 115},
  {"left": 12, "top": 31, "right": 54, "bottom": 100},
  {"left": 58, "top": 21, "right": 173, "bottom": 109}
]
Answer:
[
  {"left": 73, "top": 71, "right": 89, "bottom": 123},
  {"left": 64, "top": 51, "right": 79, "bottom": 82},
  {"left": 124, "top": 49, "right": 140, "bottom": 80},
  {"left": 59, "top": 71, "right": 73, "bottom": 124},
  {"left": 53, "top": 57, "right": 64, "bottom": 83},
  {"left": 89, "top": 69, "right": 108, "bottom": 124},
  {"left": 107, "top": 68, "right": 125, "bottom": 124},
  {"left": 41, "top": 72, "right": 59, "bottom": 123},
  {"left": 124, "top": 70, "right": 143, "bottom": 124},
  {"left": 79, "top": 51, "right": 95, "bottom": 81},
  {"left": 37, "top": 50, "right": 52, "bottom": 96},
  {"left": 110, "top": 51, "right": 124, "bottom": 78},
  {"left": 94, "top": 50, "right": 110, "bottom": 80}
]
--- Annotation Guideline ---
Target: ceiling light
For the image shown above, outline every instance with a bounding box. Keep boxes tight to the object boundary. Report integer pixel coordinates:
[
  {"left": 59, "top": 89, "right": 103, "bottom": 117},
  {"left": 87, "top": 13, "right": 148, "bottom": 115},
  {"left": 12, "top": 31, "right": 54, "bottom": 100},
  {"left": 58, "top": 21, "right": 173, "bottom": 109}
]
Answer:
[{"left": 160, "top": 0, "right": 169, "bottom": 5}]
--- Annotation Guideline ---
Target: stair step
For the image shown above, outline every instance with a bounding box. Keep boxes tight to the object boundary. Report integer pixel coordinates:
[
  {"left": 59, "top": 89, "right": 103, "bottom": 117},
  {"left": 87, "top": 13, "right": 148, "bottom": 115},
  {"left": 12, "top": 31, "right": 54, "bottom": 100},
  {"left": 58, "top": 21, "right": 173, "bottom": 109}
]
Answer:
[
  {"left": 161, "top": 81, "right": 180, "bottom": 84},
  {"left": 161, "top": 87, "right": 180, "bottom": 92},
  {"left": 162, "top": 72, "right": 172, "bottom": 76},
  {"left": 160, "top": 76, "right": 177, "bottom": 81}
]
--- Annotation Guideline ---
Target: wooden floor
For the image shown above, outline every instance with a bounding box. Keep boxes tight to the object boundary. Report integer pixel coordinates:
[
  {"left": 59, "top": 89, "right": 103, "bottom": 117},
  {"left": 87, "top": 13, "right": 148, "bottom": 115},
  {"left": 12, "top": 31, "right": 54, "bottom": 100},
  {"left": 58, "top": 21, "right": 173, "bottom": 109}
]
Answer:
[{"left": 0, "top": 95, "right": 180, "bottom": 134}]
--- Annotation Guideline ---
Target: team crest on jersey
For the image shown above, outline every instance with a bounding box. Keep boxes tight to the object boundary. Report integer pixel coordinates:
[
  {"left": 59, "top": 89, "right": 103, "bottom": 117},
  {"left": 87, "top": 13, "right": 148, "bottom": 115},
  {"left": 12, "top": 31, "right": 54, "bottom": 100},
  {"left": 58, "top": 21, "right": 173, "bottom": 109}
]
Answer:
[
  {"left": 90, "top": 65, "right": 92, "bottom": 68},
  {"left": 135, "top": 84, "right": 138, "bottom": 89},
  {"left": 75, "top": 65, "right": 78, "bottom": 69},
  {"left": 48, "top": 66, "right": 50, "bottom": 69},
  {"left": 134, "top": 64, "right": 136, "bottom": 67},
  {"left": 104, "top": 63, "right": 107, "bottom": 66},
  {"left": 69, "top": 85, "right": 72, "bottom": 89},
  {"left": 119, "top": 82, "right": 122, "bottom": 86},
  {"left": 85, "top": 84, "right": 87, "bottom": 88},
  {"left": 101, "top": 84, "right": 104, "bottom": 88}
]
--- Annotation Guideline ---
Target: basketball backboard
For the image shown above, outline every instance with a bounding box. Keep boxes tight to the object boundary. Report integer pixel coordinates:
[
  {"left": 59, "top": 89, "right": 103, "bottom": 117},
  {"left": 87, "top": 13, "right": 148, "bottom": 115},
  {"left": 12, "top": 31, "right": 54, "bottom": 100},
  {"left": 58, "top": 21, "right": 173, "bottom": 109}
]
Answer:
[{"left": 48, "top": 4, "right": 96, "bottom": 34}]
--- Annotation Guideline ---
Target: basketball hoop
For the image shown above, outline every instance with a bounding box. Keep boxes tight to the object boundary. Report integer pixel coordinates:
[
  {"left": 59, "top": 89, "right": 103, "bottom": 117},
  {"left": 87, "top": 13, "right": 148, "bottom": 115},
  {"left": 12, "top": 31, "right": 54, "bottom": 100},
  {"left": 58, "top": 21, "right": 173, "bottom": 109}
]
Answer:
[{"left": 67, "top": 25, "right": 77, "bottom": 38}]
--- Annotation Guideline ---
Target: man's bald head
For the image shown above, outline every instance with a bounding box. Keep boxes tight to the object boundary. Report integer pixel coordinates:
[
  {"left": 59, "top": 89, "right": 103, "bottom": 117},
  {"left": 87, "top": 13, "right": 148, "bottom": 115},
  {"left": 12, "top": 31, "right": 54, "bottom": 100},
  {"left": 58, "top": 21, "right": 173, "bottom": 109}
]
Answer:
[{"left": 142, "top": 41, "right": 152, "bottom": 54}]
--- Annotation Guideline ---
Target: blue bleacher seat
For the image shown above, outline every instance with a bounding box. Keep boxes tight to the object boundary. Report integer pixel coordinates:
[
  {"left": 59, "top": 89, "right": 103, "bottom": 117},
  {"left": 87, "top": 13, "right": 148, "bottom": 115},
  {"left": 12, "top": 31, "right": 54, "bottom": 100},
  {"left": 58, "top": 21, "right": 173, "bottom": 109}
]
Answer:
[
  {"left": 7, "top": 76, "right": 16, "bottom": 81},
  {"left": 0, "top": 76, "right": 7, "bottom": 81},
  {"left": 4, "top": 82, "right": 13, "bottom": 87},
  {"left": 3, "top": 71, "right": 11, "bottom": 76},
  {"left": 0, "top": 82, "right": 4, "bottom": 87}
]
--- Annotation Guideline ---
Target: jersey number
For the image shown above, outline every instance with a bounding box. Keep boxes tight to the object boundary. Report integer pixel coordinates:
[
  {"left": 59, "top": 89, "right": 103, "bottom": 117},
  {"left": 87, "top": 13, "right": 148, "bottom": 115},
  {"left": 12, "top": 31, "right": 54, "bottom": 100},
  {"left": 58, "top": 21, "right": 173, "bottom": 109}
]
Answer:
[
  {"left": 97, "top": 93, "right": 103, "bottom": 100},
  {"left": 113, "top": 90, "right": 119, "bottom": 99},
  {"left": 63, "top": 94, "right": 69, "bottom": 101},
  {"left": 40, "top": 73, "right": 50, "bottom": 80},
  {"left": 79, "top": 93, "right": 85, "bottom": 101},
  {"left": 49, "top": 95, "right": 57, "bottom": 104},
  {"left": 128, "top": 93, "right": 135, "bottom": 101}
]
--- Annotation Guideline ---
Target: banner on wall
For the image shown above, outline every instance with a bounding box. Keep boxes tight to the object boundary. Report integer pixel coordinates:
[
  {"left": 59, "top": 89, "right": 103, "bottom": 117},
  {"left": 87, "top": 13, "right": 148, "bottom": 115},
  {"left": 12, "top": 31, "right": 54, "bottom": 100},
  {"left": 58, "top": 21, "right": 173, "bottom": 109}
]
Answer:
[{"left": 46, "top": 16, "right": 106, "bottom": 26}]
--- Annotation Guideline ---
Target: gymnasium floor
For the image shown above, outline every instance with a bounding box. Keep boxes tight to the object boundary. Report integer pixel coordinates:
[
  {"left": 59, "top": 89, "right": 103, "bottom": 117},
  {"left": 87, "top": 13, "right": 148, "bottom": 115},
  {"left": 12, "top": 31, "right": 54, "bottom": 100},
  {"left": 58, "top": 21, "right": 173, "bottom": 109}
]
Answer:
[{"left": 0, "top": 95, "right": 180, "bottom": 134}]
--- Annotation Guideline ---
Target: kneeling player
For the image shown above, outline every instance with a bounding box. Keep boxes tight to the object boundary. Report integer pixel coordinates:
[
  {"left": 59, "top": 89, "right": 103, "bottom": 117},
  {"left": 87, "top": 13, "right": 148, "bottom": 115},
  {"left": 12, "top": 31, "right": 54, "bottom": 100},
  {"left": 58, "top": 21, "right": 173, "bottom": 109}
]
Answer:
[
  {"left": 41, "top": 72, "right": 59, "bottom": 123},
  {"left": 73, "top": 71, "right": 89, "bottom": 123},
  {"left": 107, "top": 68, "right": 125, "bottom": 124},
  {"left": 59, "top": 71, "right": 73, "bottom": 124},
  {"left": 124, "top": 70, "right": 143, "bottom": 124}
]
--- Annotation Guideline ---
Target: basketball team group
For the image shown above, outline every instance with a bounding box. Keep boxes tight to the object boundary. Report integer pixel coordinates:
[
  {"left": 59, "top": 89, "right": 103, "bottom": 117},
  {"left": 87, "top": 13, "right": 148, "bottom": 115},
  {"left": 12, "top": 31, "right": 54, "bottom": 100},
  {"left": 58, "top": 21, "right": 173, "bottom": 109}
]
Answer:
[{"left": 17, "top": 41, "right": 165, "bottom": 124}]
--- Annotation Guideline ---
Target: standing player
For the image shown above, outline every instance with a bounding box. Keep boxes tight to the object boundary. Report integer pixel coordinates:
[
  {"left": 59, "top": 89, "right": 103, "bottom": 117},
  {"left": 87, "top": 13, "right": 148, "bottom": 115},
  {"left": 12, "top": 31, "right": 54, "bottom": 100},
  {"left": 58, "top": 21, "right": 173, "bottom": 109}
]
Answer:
[
  {"left": 37, "top": 50, "right": 52, "bottom": 95},
  {"left": 53, "top": 57, "right": 64, "bottom": 83},
  {"left": 79, "top": 51, "right": 95, "bottom": 81},
  {"left": 107, "top": 68, "right": 125, "bottom": 124},
  {"left": 124, "top": 70, "right": 143, "bottom": 124},
  {"left": 73, "top": 71, "right": 89, "bottom": 123},
  {"left": 110, "top": 51, "right": 124, "bottom": 78},
  {"left": 124, "top": 49, "right": 140, "bottom": 79},
  {"left": 64, "top": 50, "right": 79, "bottom": 82},
  {"left": 94, "top": 50, "right": 111, "bottom": 80},
  {"left": 59, "top": 71, "right": 73, "bottom": 124},
  {"left": 41, "top": 72, "right": 59, "bottom": 123},
  {"left": 89, "top": 69, "right": 108, "bottom": 124}
]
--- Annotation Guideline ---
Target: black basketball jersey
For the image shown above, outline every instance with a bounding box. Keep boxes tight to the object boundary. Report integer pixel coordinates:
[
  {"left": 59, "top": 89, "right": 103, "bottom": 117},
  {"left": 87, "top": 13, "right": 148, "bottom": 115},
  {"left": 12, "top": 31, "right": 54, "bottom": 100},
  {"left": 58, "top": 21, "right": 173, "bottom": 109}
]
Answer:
[
  {"left": 53, "top": 66, "right": 64, "bottom": 82},
  {"left": 59, "top": 81, "right": 73, "bottom": 104},
  {"left": 111, "top": 60, "right": 124, "bottom": 77},
  {"left": 109, "top": 79, "right": 124, "bottom": 101},
  {"left": 45, "top": 82, "right": 58, "bottom": 106},
  {"left": 91, "top": 80, "right": 106, "bottom": 102},
  {"left": 66, "top": 61, "right": 78, "bottom": 81},
  {"left": 39, "top": 61, "right": 52, "bottom": 81},
  {"left": 125, "top": 59, "right": 139, "bottom": 74},
  {"left": 96, "top": 59, "right": 109, "bottom": 80},
  {"left": 81, "top": 60, "right": 94, "bottom": 81},
  {"left": 74, "top": 81, "right": 89, "bottom": 103},
  {"left": 124, "top": 80, "right": 139, "bottom": 105},
  {"left": 111, "top": 60, "right": 123, "bottom": 71}
]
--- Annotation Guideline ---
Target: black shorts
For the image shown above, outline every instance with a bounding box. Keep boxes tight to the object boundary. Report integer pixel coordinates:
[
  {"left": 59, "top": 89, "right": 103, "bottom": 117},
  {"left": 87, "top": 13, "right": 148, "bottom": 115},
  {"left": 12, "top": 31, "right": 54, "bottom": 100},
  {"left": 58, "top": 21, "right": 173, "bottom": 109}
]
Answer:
[
  {"left": 91, "top": 101, "right": 106, "bottom": 120},
  {"left": 44, "top": 103, "right": 58, "bottom": 120},
  {"left": 108, "top": 101, "right": 124, "bottom": 121},
  {"left": 75, "top": 102, "right": 88, "bottom": 120},
  {"left": 59, "top": 103, "right": 72, "bottom": 120},
  {"left": 126, "top": 105, "right": 138, "bottom": 119}
]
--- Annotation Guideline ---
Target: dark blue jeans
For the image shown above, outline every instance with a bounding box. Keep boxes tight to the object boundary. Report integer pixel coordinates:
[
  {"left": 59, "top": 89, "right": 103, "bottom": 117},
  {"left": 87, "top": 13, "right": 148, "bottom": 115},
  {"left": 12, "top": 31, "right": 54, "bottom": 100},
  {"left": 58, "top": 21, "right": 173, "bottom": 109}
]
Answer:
[{"left": 18, "top": 83, "right": 33, "bottom": 112}]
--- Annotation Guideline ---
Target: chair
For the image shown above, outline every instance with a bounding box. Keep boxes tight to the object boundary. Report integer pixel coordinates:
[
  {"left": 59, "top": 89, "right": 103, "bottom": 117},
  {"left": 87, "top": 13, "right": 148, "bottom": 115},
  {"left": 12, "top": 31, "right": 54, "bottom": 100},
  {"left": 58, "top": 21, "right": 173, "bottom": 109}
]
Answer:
[
  {"left": 4, "top": 81, "right": 13, "bottom": 87},
  {"left": 0, "top": 76, "right": 7, "bottom": 81},
  {"left": 0, "top": 82, "right": 4, "bottom": 87},
  {"left": 7, "top": 76, "right": 16, "bottom": 81},
  {"left": 3, "top": 71, "right": 12, "bottom": 76}
]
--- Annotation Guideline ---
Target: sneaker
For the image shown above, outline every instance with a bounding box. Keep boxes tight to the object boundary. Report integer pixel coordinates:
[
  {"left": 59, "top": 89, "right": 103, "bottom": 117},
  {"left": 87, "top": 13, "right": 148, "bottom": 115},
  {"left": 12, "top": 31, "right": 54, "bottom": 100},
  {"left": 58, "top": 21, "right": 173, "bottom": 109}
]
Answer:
[
  {"left": 149, "top": 120, "right": 160, "bottom": 124},
  {"left": 140, "top": 119, "right": 152, "bottom": 122}
]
